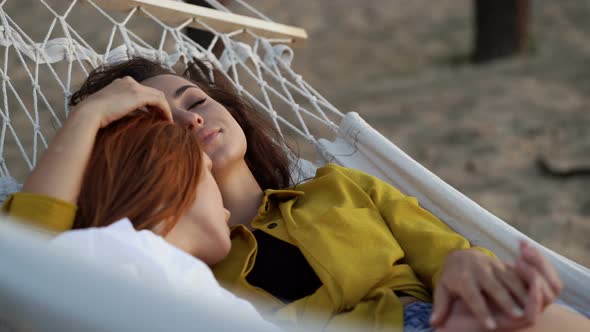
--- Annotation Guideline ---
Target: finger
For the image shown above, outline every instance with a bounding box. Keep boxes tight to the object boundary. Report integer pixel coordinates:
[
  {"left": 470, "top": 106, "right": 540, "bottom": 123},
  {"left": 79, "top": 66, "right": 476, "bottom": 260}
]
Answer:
[
  {"left": 520, "top": 240, "right": 562, "bottom": 295},
  {"left": 480, "top": 271, "right": 524, "bottom": 319},
  {"left": 513, "top": 255, "right": 537, "bottom": 288},
  {"left": 107, "top": 78, "right": 172, "bottom": 122},
  {"left": 430, "top": 284, "right": 452, "bottom": 327},
  {"left": 488, "top": 299, "right": 533, "bottom": 331},
  {"left": 524, "top": 273, "right": 543, "bottom": 324},
  {"left": 460, "top": 280, "right": 497, "bottom": 330},
  {"left": 146, "top": 104, "right": 173, "bottom": 122},
  {"left": 151, "top": 91, "right": 172, "bottom": 122},
  {"left": 139, "top": 88, "right": 173, "bottom": 121},
  {"left": 498, "top": 262, "right": 528, "bottom": 309},
  {"left": 134, "top": 94, "right": 172, "bottom": 122},
  {"left": 495, "top": 313, "right": 532, "bottom": 331},
  {"left": 115, "top": 79, "right": 171, "bottom": 119},
  {"left": 539, "top": 276, "right": 556, "bottom": 309},
  {"left": 515, "top": 259, "right": 543, "bottom": 324},
  {"left": 515, "top": 255, "right": 556, "bottom": 310}
]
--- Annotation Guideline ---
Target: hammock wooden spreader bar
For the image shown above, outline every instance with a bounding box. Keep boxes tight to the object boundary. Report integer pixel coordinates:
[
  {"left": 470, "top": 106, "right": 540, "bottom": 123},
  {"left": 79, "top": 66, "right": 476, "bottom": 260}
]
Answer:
[
  {"left": 97, "top": 0, "right": 308, "bottom": 43},
  {"left": 0, "top": 0, "right": 587, "bottom": 320}
]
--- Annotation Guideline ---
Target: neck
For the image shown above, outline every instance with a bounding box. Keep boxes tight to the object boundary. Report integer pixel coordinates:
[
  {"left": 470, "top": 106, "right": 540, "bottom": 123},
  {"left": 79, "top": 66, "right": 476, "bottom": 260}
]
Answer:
[{"left": 215, "top": 161, "right": 264, "bottom": 228}]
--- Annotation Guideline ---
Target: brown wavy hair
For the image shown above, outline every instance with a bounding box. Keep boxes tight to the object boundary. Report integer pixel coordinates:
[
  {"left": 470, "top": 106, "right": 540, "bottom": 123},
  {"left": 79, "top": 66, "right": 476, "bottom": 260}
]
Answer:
[
  {"left": 73, "top": 111, "right": 202, "bottom": 235},
  {"left": 70, "top": 57, "right": 293, "bottom": 190}
]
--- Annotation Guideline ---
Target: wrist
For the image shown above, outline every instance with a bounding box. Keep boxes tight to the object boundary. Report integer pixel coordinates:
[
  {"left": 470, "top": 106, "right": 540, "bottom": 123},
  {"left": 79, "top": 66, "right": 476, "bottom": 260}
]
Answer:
[{"left": 67, "top": 105, "right": 102, "bottom": 131}]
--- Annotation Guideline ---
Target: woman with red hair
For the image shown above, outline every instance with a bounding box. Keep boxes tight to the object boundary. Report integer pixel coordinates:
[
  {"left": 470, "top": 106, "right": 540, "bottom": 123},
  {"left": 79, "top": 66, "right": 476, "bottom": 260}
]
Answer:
[
  {"left": 2, "top": 76, "right": 277, "bottom": 330},
  {"left": 5, "top": 58, "right": 589, "bottom": 331},
  {"left": 14, "top": 76, "right": 233, "bottom": 266}
]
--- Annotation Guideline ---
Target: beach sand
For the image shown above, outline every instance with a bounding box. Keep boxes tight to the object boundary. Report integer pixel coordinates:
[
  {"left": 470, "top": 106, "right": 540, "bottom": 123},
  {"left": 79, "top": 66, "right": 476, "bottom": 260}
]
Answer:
[{"left": 1, "top": 0, "right": 588, "bottom": 266}]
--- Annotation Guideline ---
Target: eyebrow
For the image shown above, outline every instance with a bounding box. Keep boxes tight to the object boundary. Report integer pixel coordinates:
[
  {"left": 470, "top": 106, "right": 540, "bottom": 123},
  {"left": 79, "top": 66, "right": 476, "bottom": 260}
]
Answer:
[{"left": 174, "top": 84, "right": 199, "bottom": 99}]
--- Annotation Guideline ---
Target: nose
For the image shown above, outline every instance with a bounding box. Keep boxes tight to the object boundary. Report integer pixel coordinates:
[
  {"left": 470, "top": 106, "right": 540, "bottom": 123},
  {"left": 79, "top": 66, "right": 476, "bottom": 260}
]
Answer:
[{"left": 174, "top": 110, "right": 204, "bottom": 130}]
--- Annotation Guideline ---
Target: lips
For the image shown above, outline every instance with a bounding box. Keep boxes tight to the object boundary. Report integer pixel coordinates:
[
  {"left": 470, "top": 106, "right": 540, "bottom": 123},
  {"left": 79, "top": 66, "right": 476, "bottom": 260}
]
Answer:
[{"left": 198, "top": 128, "right": 221, "bottom": 145}]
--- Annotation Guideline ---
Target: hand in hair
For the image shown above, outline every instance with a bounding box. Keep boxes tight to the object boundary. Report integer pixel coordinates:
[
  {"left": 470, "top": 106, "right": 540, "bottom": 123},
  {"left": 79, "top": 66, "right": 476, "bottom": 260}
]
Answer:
[
  {"left": 22, "top": 76, "right": 172, "bottom": 204},
  {"left": 72, "top": 76, "right": 172, "bottom": 128}
]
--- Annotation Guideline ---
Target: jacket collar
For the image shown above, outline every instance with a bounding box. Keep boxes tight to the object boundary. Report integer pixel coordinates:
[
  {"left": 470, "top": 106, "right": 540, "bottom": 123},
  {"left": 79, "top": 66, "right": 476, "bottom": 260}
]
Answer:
[{"left": 249, "top": 188, "right": 304, "bottom": 228}]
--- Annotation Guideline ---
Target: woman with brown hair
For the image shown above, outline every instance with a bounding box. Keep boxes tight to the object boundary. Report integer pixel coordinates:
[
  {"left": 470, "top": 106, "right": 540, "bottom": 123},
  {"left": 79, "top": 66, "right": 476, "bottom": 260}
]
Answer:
[{"left": 6, "top": 57, "right": 589, "bottom": 331}]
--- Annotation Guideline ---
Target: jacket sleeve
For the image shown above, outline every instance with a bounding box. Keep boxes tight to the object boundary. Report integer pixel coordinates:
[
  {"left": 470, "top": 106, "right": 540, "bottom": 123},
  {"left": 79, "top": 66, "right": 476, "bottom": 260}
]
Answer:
[
  {"left": 2, "top": 192, "right": 77, "bottom": 232},
  {"left": 334, "top": 164, "right": 496, "bottom": 291}
]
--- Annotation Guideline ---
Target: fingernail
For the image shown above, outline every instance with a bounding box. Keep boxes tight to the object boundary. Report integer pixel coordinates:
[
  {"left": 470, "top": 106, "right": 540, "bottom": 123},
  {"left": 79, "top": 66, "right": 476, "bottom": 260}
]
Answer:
[
  {"left": 429, "top": 313, "right": 437, "bottom": 324},
  {"left": 485, "top": 317, "right": 497, "bottom": 330},
  {"left": 512, "top": 307, "right": 524, "bottom": 317}
]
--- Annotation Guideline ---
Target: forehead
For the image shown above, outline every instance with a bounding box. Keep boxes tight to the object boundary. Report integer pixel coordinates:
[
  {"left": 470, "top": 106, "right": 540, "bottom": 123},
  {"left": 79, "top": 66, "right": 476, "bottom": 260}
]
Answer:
[{"left": 141, "top": 74, "right": 203, "bottom": 97}]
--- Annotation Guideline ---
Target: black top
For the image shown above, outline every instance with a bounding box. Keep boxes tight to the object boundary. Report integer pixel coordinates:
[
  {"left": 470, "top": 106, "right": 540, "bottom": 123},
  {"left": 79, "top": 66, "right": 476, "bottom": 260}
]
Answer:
[{"left": 246, "top": 230, "right": 322, "bottom": 303}]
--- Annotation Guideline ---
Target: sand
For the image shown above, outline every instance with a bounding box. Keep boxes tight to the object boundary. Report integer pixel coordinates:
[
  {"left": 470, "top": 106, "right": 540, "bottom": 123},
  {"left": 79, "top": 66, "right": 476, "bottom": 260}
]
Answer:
[
  {"left": 1, "top": 0, "right": 588, "bottom": 266},
  {"left": 261, "top": 0, "right": 590, "bottom": 266}
]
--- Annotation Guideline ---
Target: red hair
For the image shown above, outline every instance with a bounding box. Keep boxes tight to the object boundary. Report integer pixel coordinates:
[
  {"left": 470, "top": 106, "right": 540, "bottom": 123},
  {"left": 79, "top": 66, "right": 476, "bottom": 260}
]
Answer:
[
  {"left": 70, "top": 57, "right": 293, "bottom": 190},
  {"left": 73, "top": 111, "right": 202, "bottom": 235}
]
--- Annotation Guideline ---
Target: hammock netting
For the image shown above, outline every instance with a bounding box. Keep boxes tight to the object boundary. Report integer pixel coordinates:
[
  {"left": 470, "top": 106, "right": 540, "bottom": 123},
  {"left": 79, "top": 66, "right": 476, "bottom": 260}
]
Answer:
[{"left": 0, "top": 0, "right": 587, "bottom": 323}]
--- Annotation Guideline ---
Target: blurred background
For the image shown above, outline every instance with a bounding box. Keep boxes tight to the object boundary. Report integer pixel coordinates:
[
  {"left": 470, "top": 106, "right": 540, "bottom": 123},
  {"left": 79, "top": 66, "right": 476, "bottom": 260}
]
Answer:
[
  {"left": 1, "top": 0, "right": 588, "bottom": 266},
  {"left": 255, "top": 0, "right": 590, "bottom": 266}
]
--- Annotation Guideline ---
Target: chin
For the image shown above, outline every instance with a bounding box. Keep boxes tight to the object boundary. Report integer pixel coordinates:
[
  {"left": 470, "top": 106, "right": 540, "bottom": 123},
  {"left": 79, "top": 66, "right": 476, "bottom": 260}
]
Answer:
[
  {"left": 207, "top": 240, "right": 232, "bottom": 266},
  {"left": 212, "top": 143, "right": 246, "bottom": 166},
  {"left": 221, "top": 238, "right": 232, "bottom": 257}
]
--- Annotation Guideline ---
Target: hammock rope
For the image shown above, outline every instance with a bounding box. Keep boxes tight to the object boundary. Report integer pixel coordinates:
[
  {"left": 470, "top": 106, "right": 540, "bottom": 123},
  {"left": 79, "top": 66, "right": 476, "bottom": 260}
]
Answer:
[
  {"left": 0, "top": 0, "right": 338, "bottom": 181},
  {"left": 0, "top": 0, "right": 587, "bottom": 317}
]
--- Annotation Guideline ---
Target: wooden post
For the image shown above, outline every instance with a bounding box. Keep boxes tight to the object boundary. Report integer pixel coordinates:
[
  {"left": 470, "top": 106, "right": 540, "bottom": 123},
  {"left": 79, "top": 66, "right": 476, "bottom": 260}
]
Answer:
[
  {"left": 472, "top": 0, "right": 530, "bottom": 63},
  {"left": 184, "top": 0, "right": 225, "bottom": 56}
]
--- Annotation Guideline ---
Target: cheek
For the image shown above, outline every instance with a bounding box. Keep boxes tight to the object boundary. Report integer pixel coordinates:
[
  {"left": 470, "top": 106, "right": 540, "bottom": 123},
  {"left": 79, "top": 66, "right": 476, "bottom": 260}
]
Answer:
[
  {"left": 225, "top": 111, "right": 246, "bottom": 141},
  {"left": 237, "top": 130, "right": 247, "bottom": 153},
  {"left": 230, "top": 120, "right": 247, "bottom": 150},
  {"left": 220, "top": 125, "right": 247, "bottom": 158}
]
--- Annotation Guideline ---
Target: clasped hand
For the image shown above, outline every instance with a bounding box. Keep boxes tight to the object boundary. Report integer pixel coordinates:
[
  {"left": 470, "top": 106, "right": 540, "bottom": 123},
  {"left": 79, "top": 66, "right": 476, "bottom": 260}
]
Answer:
[{"left": 431, "top": 240, "right": 562, "bottom": 331}]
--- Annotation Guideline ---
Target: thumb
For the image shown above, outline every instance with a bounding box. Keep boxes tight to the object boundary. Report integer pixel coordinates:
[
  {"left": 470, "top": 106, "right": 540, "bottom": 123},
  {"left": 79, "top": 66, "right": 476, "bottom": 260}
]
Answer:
[{"left": 430, "top": 285, "right": 452, "bottom": 327}]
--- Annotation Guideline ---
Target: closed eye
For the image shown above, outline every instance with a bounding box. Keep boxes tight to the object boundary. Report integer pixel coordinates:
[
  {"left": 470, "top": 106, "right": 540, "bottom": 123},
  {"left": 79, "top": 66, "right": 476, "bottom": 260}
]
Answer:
[{"left": 187, "top": 98, "right": 206, "bottom": 110}]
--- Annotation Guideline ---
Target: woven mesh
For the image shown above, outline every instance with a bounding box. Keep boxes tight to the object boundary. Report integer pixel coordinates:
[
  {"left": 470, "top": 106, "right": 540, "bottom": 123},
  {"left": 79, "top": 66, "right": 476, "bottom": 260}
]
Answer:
[{"left": 0, "top": 0, "right": 341, "bottom": 182}]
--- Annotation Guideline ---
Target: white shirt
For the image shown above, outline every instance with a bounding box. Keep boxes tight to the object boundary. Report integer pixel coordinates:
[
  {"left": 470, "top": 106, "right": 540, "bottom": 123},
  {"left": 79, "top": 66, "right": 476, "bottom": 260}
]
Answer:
[{"left": 51, "top": 218, "right": 279, "bottom": 331}]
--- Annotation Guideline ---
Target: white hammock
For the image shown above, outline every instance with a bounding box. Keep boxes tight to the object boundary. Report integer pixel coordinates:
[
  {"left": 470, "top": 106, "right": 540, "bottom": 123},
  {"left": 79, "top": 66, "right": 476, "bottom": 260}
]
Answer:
[{"left": 0, "top": 0, "right": 587, "bottom": 324}]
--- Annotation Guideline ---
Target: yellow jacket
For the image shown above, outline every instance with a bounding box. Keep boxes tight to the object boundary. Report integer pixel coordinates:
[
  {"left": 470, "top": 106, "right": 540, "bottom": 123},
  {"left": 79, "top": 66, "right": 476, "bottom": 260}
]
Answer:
[
  {"left": 2, "top": 164, "right": 494, "bottom": 331},
  {"left": 212, "top": 164, "right": 495, "bottom": 331}
]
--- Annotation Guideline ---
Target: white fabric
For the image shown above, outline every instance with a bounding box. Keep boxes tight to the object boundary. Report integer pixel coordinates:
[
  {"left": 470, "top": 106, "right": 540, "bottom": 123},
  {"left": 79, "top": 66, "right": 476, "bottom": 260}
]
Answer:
[
  {"left": 0, "top": 0, "right": 587, "bottom": 320},
  {"left": 0, "top": 218, "right": 281, "bottom": 331},
  {"left": 50, "top": 218, "right": 279, "bottom": 331},
  {"left": 317, "top": 112, "right": 590, "bottom": 315},
  {"left": 0, "top": 176, "right": 21, "bottom": 202}
]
